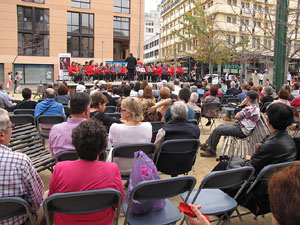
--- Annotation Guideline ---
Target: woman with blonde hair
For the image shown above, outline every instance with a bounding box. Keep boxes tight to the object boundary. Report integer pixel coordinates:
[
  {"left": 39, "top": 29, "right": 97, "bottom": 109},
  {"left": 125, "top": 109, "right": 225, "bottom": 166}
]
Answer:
[
  {"left": 109, "top": 97, "right": 152, "bottom": 148},
  {"left": 108, "top": 97, "right": 152, "bottom": 173}
]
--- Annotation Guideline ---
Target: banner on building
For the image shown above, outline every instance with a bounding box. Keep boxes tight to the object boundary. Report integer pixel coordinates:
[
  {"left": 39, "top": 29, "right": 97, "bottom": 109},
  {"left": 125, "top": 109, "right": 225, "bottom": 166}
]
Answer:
[{"left": 58, "top": 53, "right": 71, "bottom": 80}]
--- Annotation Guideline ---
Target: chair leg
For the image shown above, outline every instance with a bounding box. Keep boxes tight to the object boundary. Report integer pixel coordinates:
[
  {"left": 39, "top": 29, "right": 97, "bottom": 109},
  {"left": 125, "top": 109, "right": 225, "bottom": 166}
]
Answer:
[
  {"left": 236, "top": 208, "right": 245, "bottom": 225},
  {"left": 225, "top": 213, "right": 233, "bottom": 225}
]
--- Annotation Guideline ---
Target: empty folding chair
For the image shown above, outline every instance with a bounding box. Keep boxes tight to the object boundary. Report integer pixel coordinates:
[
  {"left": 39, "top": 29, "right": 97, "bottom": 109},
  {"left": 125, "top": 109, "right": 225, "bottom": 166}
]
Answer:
[
  {"left": 181, "top": 166, "right": 255, "bottom": 224},
  {"left": 0, "top": 197, "right": 35, "bottom": 225},
  {"left": 156, "top": 139, "right": 200, "bottom": 177},
  {"left": 55, "top": 151, "right": 78, "bottom": 163},
  {"left": 43, "top": 189, "right": 123, "bottom": 225},
  {"left": 201, "top": 102, "right": 221, "bottom": 129},
  {"left": 123, "top": 176, "right": 196, "bottom": 225}
]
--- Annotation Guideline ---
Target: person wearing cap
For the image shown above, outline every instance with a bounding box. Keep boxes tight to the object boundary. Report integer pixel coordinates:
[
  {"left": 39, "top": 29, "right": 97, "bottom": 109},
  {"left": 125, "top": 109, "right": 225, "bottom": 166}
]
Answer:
[
  {"left": 76, "top": 84, "right": 86, "bottom": 93},
  {"left": 201, "top": 90, "right": 260, "bottom": 157}
]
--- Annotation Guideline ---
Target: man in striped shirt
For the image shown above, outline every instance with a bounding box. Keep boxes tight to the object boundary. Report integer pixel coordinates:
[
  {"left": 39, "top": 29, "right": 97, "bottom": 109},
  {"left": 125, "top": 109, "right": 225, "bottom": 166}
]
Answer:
[{"left": 0, "top": 108, "right": 44, "bottom": 225}]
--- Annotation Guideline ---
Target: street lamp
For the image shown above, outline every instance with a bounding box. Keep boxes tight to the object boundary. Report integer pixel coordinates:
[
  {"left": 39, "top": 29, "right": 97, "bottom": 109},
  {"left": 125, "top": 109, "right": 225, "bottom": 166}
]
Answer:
[{"left": 101, "top": 40, "right": 105, "bottom": 64}]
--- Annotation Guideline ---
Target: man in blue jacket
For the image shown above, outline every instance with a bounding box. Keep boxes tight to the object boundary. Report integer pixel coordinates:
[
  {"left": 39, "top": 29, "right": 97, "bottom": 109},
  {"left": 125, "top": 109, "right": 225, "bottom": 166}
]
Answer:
[{"left": 34, "top": 88, "right": 64, "bottom": 118}]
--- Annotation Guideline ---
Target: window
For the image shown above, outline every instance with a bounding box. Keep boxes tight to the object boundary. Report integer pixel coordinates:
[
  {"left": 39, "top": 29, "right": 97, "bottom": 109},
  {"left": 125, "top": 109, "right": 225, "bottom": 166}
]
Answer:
[
  {"left": 232, "top": 17, "right": 236, "bottom": 23},
  {"left": 17, "top": 6, "right": 49, "bottom": 56},
  {"left": 71, "top": 0, "right": 90, "bottom": 9},
  {"left": 14, "top": 64, "right": 53, "bottom": 84},
  {"left": 22, "top": 0, "right": 44, "bottom": 3},
  {"left": 114, "top": 17, "right": 130, "bottom": 40},
  {"left": 245, "top": 19, "right": 249, "bottom": 26},
  {"left": 257, "top": 38, "right": 260, "bottom": 49},
  {"left": 114, "top": 0, "right": 130, "bottom": 13},
  {"left": 227, "top": 17, "right": 231, "bottom": 23},
  {"left": 252, "top": 38, "right": 256, "bottom": 48},
  {"left": 67, "top": 12, "right": 94, "bottom": 57}
]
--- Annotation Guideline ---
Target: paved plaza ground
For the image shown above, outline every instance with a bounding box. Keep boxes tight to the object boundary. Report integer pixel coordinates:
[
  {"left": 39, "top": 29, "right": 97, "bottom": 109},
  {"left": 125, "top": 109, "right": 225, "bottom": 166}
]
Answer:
[{"left": 11, "top": 91, "right": 272, "bottom": 225}]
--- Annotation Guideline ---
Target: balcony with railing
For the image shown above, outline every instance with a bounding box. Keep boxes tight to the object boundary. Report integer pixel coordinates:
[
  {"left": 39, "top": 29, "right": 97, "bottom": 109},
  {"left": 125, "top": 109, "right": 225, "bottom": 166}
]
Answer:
[{"left": 161, "top": 0, "right": 183, "bottom": 15}]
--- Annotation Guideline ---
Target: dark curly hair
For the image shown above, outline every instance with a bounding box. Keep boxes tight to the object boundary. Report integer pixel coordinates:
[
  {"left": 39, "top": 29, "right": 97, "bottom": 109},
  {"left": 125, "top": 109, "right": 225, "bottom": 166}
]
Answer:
[{"left": 72, "top": 119, "right": 107, "bottom": 161}]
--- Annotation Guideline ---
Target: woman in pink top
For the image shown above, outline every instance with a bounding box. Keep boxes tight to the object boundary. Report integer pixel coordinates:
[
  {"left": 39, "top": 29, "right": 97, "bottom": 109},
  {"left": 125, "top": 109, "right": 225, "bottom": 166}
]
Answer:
[{"left": 48, "top": 119, "right": 124, "bottom": 225}]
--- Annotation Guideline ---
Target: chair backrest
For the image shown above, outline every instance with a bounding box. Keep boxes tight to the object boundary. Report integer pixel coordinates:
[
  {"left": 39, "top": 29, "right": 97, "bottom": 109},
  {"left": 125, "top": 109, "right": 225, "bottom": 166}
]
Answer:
[
  {"left": 63, "top": 106, "right": 71, "bottom": 117},
  {"left": 111, "top": 143, "right": 156, "bottom": 160},
  {"left": 13, "top": 109, "right": 35, "bottom": 116},
  {"left": 222, "top": 95, "right": 233, "bottom": 104},
  {"left": 124, "top": 176, "right": 196, "bottom": 224},
  {"left": 150, "top": 121, "right": 165, "bottom": 133},
  {"left": 104, "top": 106, "right": 116, "bottom": 113},
  {"left": 203, "top": 102, "right": 221, "bottom": 110},
  {"left": 192, "top": 166, "right": 255, "bottom": 203},
  {"left": 188, "top": 119, "right": 198, "bottom": 126},
  {"left": 106, "top": 113, "right": 121, "bottom": 119},
  {"left": 195, "top": 112, "right": 201, "bottom": 123},
  {"left": 43, "top": 189, "right": 123, "bottom": 225},
  {"left": 0, "top": 197, "right": 35, "bottom": 225},
  {"left": 246, "top": 161, "right": 298, "bottom": 194},
  {"left": 156, "top": 139, "right": 200, "bottom": 177},
  {"left": 10, "top": 114, "right": 35, "bottom": 125},
  {"left": 37, "top": 115, "right": 65, "bottom": 138},
  {"left": 227, "top": 98, "right": 240, "bottom": 104},
  {"left": 55, "top": 151, "right": 78, "bottom": 163}
]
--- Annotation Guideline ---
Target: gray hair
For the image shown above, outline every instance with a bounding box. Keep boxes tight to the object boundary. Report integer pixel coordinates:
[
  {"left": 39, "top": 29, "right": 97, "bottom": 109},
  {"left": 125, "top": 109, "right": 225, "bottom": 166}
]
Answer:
[
  {"left": 189, "top": 92, "right": 199, "bottom": 103},
  {"left": 0, "top": 109, "right": 10, "bottom": 131},
  {"left": 230, "top": 81, "right": 236, "bottom": 88},
  {"left": 157, "top": 83, "right": 163, "bottom": 90},
  {"left": 167, "top": 82, "right": 175, "bottom": 92},
  {"left": 190, "top": 85, "right": 198, "bottom": 93},
  {"left": 171, "top": 101, "right": 188, "bottom": 119},
  {"left": 264, "top": 86, "right": 273, "bottom": 96}
]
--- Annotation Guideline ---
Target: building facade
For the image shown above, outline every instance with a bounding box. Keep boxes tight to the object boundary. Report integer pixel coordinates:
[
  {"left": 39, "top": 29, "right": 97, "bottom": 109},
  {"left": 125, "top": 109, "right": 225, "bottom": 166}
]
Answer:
[
  {"left": 0, "top": 0, "right": 144, "bottom": 84},
  {"left": 144, "top": 4, "right": 161, "bottom": 41},
  {"left": 144, "top": 34, "right": 160, "bottom": 64},
  {"left": 160, "top": 0, "right": 300, "bottom": 78}
]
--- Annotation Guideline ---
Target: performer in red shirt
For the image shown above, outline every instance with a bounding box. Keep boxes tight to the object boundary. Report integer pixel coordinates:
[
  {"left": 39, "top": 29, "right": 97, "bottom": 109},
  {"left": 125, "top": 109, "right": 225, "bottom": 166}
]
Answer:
[
  {"left": 105, "top": 64, "right": 112, "bottom": 82},
  {"left": 120, "top": 64, "right": 127, "bottom": 81},
  {"left": 154, "top": 63, "right": 162, "bottom": 83},
  {"left": 86, "top": 60, "right": 95, "bottom": 80},
  {"left": 151, "top": 64, "right": 156, "bottom": 82},
  {"left": 176, "top": 63, "right": 184, "bottom": 80},
  {"left": 170, "top": 64, "right": 175, "bottom": 79},
  {"left": 162, "top": 63, "right": 169, "bottom": 81}
]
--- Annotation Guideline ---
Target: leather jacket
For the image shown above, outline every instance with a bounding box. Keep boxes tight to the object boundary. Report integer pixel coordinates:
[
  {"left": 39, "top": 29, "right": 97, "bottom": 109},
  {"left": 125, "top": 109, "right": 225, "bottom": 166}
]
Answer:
[{"left": 250, "top": 130, "right": 297, "bottom": 174}]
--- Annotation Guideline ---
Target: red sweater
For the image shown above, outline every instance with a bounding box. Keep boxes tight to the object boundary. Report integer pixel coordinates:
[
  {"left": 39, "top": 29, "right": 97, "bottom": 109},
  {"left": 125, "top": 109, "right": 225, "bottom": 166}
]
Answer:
[
  {"left": 155, "top": 66, "right": 163, "bottom": 76},
  {"left": 176, "top": 67, "right": 183, "bottom": 76},
  {"left": 170, "top": 66, "right": 175, "bottom": 76}
]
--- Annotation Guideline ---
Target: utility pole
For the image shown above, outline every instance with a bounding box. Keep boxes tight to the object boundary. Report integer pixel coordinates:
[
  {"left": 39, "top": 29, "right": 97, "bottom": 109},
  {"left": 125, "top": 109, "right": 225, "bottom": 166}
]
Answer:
[
  {"left": 273, "top": 0, "right": 288, "bottom": 92},
  {"left": 101, "top": 40, "right": 104, "bottom": 65}
]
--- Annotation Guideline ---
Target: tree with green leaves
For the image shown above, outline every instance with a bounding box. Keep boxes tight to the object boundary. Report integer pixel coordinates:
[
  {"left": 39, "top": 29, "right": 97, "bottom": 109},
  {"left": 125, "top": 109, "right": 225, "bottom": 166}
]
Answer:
[{"left": 173, "top": 0, "right": 235, "bottom": 77}]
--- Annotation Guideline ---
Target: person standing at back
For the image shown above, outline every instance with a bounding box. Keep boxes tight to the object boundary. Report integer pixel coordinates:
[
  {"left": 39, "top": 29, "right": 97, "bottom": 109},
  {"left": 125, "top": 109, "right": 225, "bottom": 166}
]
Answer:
[{"left": 125, "top": 53, "right": 137, "bottom": 81}]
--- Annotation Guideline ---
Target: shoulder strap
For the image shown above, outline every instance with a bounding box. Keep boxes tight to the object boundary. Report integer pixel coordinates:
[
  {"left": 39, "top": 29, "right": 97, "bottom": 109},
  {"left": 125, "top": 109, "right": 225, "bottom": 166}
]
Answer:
[{"left": 37, "top": 102, "right": 56, "bottom": 117}]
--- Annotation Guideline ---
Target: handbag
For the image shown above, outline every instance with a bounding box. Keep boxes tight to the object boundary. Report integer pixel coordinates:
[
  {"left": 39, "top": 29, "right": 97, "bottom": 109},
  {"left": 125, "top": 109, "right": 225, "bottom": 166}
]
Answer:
[
  {"left": 226, "top": 156, "right": 246, "bottom": 169},
  {"left": 125, "top": 151, "right": 166, "bottom": 215}
]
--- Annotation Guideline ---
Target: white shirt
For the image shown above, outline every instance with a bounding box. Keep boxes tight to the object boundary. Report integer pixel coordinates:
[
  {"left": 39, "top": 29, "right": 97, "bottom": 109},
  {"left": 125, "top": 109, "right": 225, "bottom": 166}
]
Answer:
[
  {"left": 130, "top": 90, "right": 138, "bottom": 97},
  {"left": 287, "top": 74, "right": 292, "bottom": 81},
  {"left": 174, "top": 85, "right": 181, "bottom": 95},
  {"left": 108, "top": 122, "right": 152, "bottom": 147},
  {"left": 259, "top": 74, "right": 264, "bottom": 80},
  {"left": 108, "top": 122, "right": 152, "bottom": 174}
]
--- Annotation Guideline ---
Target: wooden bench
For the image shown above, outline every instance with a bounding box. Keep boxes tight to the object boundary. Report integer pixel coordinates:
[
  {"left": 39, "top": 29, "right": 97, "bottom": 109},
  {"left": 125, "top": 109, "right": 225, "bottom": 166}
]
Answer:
[
  {"left": 8, "top": 124, "right": 55, "bottom": 173},
  {"left": 218, "top": 114, "right": 271, "bottom": 159}
]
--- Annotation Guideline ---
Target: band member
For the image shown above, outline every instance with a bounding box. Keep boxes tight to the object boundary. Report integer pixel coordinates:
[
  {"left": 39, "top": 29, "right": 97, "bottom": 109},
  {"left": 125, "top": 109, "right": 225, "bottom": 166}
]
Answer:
[
  {"left": 121, "top": 64, "right": 127, "bottom": 80},
  {"left": 155, "top": 63, "right": 162, "bottom": 83},
  {"left": 176, "top": 63, "right": 184, "bottom": 81},
  {"left": 162, "top": 63, "right": 169, "bottom": 81},
  {"left": 170, "top": 64, "right": 175, "bottom": 80},
  {"left": 151, "top": 64, "right": 156, "bottom": 82}
]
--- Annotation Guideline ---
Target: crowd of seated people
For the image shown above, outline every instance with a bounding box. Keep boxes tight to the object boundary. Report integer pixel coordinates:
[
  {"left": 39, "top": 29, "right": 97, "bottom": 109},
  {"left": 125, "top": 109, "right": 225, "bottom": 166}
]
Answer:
[{"left": 2, "top": 76, "right": 300, "bottom": 225}]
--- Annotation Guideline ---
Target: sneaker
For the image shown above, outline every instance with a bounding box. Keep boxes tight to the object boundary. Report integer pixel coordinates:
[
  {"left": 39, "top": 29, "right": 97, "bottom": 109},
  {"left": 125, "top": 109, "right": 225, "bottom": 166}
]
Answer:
[
  {"left": 205, "top": 121, "right": 212, "bottom": 126},
  {"left": 224, "top": 117, "right": 231, "bottom": 121},
  {"left": 200, "top": 150, "right": 216, "bottom": 157}
]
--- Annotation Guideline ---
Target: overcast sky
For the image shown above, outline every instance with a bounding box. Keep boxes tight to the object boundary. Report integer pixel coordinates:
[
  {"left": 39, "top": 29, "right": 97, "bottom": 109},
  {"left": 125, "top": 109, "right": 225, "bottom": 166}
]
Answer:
[{"left": 145, "top": 0, "right": 160, "bottom": 12}]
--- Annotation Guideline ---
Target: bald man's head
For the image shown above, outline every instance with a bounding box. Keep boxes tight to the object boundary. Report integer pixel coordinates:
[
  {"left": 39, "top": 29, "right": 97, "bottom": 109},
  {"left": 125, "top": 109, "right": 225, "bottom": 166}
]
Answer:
[{"left": 45, "top": 88, "right": 55, "bottom": 99}]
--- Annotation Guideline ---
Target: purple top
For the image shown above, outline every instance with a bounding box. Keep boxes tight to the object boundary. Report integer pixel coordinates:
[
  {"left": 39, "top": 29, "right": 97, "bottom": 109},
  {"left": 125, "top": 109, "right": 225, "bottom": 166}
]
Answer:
[{"left": 49, "top": 118, "right": 86, "bottom": 157}]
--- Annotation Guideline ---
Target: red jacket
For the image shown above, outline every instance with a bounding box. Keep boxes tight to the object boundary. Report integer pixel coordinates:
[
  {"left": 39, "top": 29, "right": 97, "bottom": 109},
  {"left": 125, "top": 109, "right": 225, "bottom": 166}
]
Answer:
[
  {"left": 68, "top": 65, "right": 76, "bottom": 75},
  {"left": 151, "top": 66, "right": 156, "bottom": 74},
  {"left": 176, "top": 67, "right": 183, "bottom": 76},
  {"left": 170, "top": 66, "right": 175, "bottom": 76},
  {"left": 105, "top": 67, "right": 111, "bottom": 75},
  {"left": 155, "top": 66, "right": 163, "bottom": 76},
  {"left": 163, "top": 66, "right": 169, "bottom": 74},
  {"left": 121, "top": 67, "right": 126, "bottom": 74},
  {"left": 86, "top": 65, "right": 95, "bottom": 76}
]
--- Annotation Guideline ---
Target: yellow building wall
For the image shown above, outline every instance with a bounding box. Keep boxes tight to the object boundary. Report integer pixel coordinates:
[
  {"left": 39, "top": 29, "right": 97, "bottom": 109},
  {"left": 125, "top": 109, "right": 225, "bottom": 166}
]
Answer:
[{"left": 0, "top": 0, "right": 144, "bottom": 83}]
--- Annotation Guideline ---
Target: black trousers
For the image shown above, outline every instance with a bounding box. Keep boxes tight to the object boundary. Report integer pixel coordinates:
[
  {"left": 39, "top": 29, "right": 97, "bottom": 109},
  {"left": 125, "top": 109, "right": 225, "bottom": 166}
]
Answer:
[{"left": 127, "top": 69, "right": 134, "bottom": 81}]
